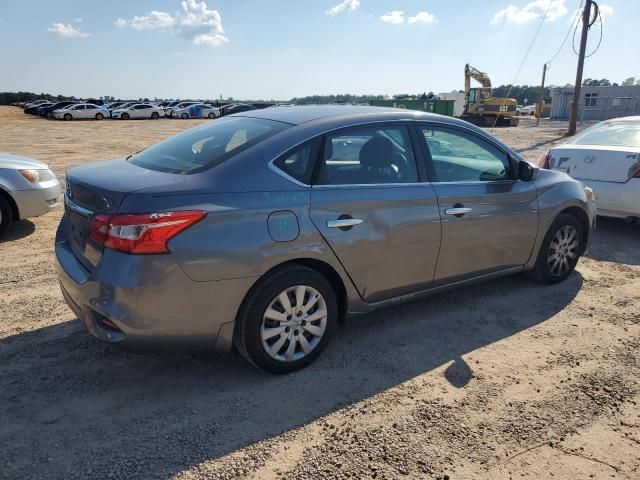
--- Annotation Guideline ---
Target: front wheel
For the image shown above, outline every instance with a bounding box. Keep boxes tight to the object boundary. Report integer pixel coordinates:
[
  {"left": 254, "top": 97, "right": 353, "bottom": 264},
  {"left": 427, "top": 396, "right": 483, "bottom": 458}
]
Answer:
[
  {"left": 151, "top": 112, "right": 159, "bottom": 119},
  {"left": 95, "top": 113, "right": 104, "bottom": 120},
  {"left": 63, "top": 113, "right": 72, "bottom": 121},
  {"left": 121, "top": 112, "right": 130, "bottom": 120},
  {"left": 208, "top": 112, "right": 216, "bottom": 119},
  {"left": 527, "top": 213, "right": 584, "bottom": 284},
  {"left": 181, "top": 113, "right": 189, "bottom": 119},
  {"left": 234, "top": 266, "right": 338, "bottom": 373}
]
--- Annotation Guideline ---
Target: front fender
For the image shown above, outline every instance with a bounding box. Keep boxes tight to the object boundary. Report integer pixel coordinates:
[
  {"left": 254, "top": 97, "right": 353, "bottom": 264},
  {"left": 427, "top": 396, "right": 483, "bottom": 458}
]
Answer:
[{"left": 525, "top": 170, "right": 596, "bottom": 269}]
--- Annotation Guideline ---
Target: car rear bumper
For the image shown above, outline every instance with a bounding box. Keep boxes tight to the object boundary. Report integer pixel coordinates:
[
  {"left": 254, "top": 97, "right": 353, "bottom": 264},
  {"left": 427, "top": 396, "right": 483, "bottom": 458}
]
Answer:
[
  {"left": 582, "top": 178, "right": 640, "bottom": 219},
  {"left": 55, "top": 237, "right": 257, "bottom": 352},
  {"left": 11, "top": 180, "right": 61, "bottom": 219}
]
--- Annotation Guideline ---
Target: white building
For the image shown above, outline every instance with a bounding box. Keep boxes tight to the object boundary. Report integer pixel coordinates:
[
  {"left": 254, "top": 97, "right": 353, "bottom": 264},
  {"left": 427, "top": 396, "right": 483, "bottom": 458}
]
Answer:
[
  {"left": 550, "top": 85, "right": 640, "bottom": 121},
  {"left": 438, "top": 91, "right": 466, "bottom": 117}
]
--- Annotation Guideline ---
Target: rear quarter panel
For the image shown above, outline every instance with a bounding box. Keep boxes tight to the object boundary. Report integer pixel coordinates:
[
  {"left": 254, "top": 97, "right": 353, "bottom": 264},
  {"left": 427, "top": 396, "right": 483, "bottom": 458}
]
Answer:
[{"left": 118, "top": 189, "right": 361, "bottom": 301}]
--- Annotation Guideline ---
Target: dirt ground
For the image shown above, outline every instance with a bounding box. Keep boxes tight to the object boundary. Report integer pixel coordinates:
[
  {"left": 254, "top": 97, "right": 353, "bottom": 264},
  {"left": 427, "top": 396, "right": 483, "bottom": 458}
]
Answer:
[{"left": 0, "top": 106, "right": 638, "bottom": 480}]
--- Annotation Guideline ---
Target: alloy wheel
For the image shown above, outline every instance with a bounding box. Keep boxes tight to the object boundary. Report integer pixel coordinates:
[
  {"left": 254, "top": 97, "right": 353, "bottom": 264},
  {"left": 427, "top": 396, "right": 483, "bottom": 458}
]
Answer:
[
  {"left": 260, "top": 285, "right": 327, "bottom": 362},
  {"left": 547, "top": 225, "right": 579, "bottom": 276}
]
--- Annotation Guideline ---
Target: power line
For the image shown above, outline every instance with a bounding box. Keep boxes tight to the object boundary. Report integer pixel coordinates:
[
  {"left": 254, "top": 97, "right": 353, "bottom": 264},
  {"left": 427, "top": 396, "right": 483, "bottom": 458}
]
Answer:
[
  {"left": 491, "top": 0, "right": 555, "bottom": 132},
  {"left": 547, "top": 0, "right": 584, "bottom": 66}
]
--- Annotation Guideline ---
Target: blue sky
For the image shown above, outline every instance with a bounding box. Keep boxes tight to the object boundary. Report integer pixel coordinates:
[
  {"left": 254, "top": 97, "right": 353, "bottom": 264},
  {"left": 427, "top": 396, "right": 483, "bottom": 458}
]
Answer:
[{"left": 0, "top": 0, "right": 637, "bottom": 100}]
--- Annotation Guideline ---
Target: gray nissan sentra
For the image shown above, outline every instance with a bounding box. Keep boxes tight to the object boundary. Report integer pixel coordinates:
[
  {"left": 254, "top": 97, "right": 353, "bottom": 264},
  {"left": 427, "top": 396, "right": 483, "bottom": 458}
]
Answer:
[{"left": 55, "top": 106, "right": 596, "bottom": 373}]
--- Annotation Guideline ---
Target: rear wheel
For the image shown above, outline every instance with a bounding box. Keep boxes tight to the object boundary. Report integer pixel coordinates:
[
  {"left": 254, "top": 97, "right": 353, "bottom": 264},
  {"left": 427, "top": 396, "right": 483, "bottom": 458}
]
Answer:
[
  {"left": 0, "top": 195, "right": 13, "bottom": 237},
  {"left": 528, "top": 213, "right": 584, "bottom": 284},
  {"left": 234, "top": 266, "right": 338, "bottom": 373},
  {"left": 63, "top": 113, "right": 72, "bottom": 121},
  {"left": 151, "top": 112, "right": 159, "bottom": 119},
  {"left": 121, "top": 112, "right": 130, "bottom": 120}
]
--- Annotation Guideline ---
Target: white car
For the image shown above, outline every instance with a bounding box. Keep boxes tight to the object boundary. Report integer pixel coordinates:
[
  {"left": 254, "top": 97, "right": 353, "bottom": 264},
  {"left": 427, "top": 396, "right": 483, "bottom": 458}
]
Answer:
[
  {"left": 52, "top": 103, "right": 107, "bottom": 121},
  {"left": 0, "top": 152, "right": 61, "bottom": 236},
  {"left": 111, "top": 103, "right": 164, "bottom": 120},
  {"left": 171, "top": 103, "right": 221, "bottom": 119},
  {"left": 165, "top": 101, "right": 199, "bottom": 117},
  {"left": 541, "top": 116, "right": 640, "bottom": 221}
]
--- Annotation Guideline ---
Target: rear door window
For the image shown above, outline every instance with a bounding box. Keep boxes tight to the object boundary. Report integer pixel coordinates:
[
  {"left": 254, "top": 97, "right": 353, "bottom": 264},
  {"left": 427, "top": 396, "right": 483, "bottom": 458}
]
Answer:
[{"left": 314, "top": 126, "right": 419, "bottom": 185}]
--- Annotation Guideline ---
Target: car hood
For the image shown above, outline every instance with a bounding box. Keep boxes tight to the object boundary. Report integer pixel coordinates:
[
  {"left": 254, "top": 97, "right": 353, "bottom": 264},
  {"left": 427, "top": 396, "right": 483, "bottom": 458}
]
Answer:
[{"left": 0, "top": 152, "right": 49, "bottom": 170}]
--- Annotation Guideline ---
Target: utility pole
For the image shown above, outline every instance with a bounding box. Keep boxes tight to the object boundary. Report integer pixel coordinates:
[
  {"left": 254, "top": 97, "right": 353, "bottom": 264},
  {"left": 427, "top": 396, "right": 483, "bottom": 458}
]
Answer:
[
  {"left": 568, "top": 0, "right": 593, "bottom": 135},
  {"left": 536, "top": 63, "right": 547, "bottom": 127}
]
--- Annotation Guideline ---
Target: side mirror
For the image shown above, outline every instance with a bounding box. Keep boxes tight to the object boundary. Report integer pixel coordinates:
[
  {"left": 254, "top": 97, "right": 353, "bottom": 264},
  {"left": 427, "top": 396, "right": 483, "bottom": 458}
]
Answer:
[{"left": 518, "top": 160, "right": 539, "bottom": 182}]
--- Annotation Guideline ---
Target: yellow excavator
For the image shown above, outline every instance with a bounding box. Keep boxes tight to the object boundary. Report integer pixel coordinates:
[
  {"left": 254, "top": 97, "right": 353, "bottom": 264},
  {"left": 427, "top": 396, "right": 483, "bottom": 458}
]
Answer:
[{"left": 461, "top": 64, "right": 519, "bottom": 127}]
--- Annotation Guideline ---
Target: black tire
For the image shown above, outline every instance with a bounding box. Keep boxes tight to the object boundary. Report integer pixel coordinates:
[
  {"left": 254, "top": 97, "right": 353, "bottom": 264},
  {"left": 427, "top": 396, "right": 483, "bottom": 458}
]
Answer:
[
  {"left": 121, "top": 112, "right": 130, "bottom": 120},
  {"left": 0, "top": 194, "right": 13, "bottom": 237},
  {"left": 208, "top": 112, "right": 215, "bottom": 119},
  {"left": 181, "top": 113, "right": 189, "bottom": 119},
  {"left": 527, "top": 213, "right": 584, "bottom": 284},
  {"left": 234, "top": 265, "right": 338, "bottom": 373},
  {"left": 95, "top": 113, "right": 104, "bottom": 120},
  {"left": 63, "top": 113, "right": 72, "bottom": 121},
  {"left": 151, "top": 112, "right": 159, "bottom": 119}
]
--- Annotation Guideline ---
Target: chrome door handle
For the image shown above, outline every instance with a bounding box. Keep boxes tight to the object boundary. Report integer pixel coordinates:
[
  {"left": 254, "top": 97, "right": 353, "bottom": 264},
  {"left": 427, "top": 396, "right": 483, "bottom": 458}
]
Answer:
[
  {"left": 327, "top": 218, "right": 364, "bottom": 228},
  {"left": 445, "top": 207, "right": 472, "bottom": 216}
]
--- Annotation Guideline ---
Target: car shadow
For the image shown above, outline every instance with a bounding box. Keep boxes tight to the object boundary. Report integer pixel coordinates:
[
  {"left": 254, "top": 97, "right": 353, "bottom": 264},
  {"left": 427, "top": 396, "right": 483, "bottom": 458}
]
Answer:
[
  {"left": 587, "top": 217, "right": 640, "bottom": 265},
  {"left": 0, "top": 219, "right": 35, "bottom": 243},
  {"left": 0, "top": 272, "right": 582, "bottom": 478}
]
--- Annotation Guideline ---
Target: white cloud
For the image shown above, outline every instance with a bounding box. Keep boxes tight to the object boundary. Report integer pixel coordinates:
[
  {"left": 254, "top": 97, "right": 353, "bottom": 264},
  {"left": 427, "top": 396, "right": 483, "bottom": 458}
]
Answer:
[
  {"left": 326, "top": 0, "right": 360, "bottom": 16},
  {"left": 568, "top": 3, "right": 613, "bottom": 27},
  {"left": 116, "top": 11, "right": 177, "bottom": 30},
  {"left": 492, "top": 0, "right": 568, "bottom": 24},
  {"left": 114, "top": 0, "right": 228, "bottom": 47},
  {"left": 408, "top": 11, "right": 437, "bottom": 24},
  {"left": 380, "top": 10, "right": 405, "bottom": 24},
  {"left": 47, "top": 22, "right": 91, "bottom": 38}
]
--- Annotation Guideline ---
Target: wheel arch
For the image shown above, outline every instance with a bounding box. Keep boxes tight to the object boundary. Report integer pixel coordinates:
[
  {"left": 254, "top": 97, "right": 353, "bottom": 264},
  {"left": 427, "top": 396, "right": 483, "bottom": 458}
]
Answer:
[
  {"left": 235, "top": 258, "right": 349, "bottom": 330},
  {"left": 0, "top": 187, "right": 20, "bottom": 221},
  {"left": 558, "top": 206, "right": 590, "bottom": 254}
]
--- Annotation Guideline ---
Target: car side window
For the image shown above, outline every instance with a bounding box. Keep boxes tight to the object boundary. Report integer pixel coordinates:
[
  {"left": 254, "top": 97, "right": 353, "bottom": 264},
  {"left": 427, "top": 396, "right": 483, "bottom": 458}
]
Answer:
[
  {"left": 314, "top": 126, "right": 418, "bottom": 185},
  {"left": 273, "top": 140, "right": 320, "bottom": 184},
  {"left": 422, "top": 127, "right": 511, "bottom": 182}
]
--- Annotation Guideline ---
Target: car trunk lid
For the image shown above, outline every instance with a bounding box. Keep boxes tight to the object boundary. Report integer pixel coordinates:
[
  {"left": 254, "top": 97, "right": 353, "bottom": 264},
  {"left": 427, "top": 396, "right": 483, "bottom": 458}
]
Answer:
[
  {"left": 548, "top": 145, "right": 640, "bottom": 183},
  {"left": 64, "top": 158, "right": 185, "bottom": 269}
]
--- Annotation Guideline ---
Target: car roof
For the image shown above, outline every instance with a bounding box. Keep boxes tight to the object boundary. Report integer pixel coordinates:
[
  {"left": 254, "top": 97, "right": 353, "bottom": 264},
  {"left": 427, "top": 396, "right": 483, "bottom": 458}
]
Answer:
[
  {"left": 602, "top": 115, "right": 640, "bottom": 123},
  {"left": 234, "top": 104, "right": 475, "bottom": 129}
]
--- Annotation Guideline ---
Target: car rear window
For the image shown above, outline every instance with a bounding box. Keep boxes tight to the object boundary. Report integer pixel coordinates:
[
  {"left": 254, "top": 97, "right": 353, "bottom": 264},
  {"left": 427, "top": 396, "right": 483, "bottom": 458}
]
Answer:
[
  {"left": 128, "top": 117, "right": 290, "bottom": 174},
  {"left": 571, "top": 121, "right": 640, "bottom": 147}
]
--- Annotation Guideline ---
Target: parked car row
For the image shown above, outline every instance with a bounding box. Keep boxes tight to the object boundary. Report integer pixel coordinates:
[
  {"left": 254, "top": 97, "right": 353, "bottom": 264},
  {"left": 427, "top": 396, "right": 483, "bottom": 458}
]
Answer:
[{"left": 19, "top": 98, "right": 263, "bottom": 121}]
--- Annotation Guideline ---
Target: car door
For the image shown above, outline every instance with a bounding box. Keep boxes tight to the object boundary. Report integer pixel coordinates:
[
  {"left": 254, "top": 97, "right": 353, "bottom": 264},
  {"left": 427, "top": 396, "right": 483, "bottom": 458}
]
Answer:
[
  {"left": 84, "top": 104, "right": 98, "bottom": 118},
  {"left": 74, "top": 104, "right": 87, "bottom": 118},
  {"left": 417, "top": 124, "right": 539, "bottom": 284},
  {"left": 308, "top": 124, "right": 442, "bottom": 303}
]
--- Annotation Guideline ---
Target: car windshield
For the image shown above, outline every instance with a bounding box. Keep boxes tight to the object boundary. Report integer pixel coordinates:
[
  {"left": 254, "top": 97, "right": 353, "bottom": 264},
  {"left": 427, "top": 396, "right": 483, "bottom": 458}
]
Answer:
[
  {"left": 571, "top": 120, "right": 640, "bottom": 147},
  {"left": 128, "top": 117, "right": 290, "bottom": 174}
]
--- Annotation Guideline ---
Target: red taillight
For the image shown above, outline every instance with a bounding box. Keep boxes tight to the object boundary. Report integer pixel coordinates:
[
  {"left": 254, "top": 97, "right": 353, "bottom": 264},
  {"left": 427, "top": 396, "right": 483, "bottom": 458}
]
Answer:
[
  {"left": 90, "top": 211, "right": 206, "bottom": 254},
  {"left": 539, "top": 151, "right": 551, "bottom": 169},
  {"left": 634, "top": 168, "right": 640, "bottom": 178}
]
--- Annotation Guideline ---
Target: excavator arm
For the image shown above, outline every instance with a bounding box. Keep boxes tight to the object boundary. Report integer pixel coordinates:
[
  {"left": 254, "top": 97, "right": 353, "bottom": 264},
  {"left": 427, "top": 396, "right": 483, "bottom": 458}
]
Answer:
[{"left": 464, "top": 63, "right": 492, "bottom": 111}]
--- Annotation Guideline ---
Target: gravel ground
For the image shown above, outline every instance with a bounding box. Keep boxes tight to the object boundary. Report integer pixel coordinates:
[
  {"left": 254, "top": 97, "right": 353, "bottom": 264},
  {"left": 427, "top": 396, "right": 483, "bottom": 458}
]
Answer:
[{"left": 0, "top": 107, "right": 638, "bottom": 480}]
